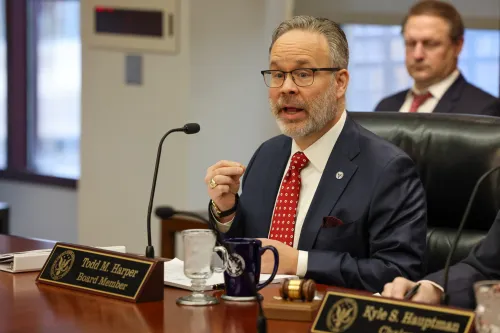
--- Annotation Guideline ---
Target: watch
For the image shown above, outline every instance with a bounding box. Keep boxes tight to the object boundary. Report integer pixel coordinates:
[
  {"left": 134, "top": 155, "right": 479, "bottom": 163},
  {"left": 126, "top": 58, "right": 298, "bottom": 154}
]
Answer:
[{"left": 211, "top": 194, "right": 239, "bottom": 218}]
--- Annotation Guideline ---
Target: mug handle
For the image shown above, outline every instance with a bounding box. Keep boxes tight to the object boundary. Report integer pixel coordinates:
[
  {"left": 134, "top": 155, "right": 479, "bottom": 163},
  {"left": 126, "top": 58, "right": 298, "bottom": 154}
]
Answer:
[
  {"left": 256, "top": 245, "right": 279, "bottom": 291},
  {"left": 212, "top": 246, "right": 228, "bottom": 273}
]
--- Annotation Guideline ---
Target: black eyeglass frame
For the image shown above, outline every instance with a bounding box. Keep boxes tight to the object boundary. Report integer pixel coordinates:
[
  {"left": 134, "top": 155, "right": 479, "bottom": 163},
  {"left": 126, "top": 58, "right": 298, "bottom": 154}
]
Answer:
[{"left": 260, "top": 67, "right": 342, "bottom": 87}]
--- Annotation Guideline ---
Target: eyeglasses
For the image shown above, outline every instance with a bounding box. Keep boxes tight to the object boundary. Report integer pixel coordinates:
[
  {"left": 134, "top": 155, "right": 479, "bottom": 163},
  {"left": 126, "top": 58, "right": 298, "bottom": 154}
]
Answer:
[{"left": 260, "top": 68, "right": 341, "bottom": 88}]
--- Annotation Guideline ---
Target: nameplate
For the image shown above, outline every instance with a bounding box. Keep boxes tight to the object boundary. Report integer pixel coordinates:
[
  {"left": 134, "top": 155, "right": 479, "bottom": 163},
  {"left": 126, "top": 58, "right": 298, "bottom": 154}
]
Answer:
[
  {"left": 36, "top": 243, "right": 164, "bottom": 303},
  {"left": 311, "top": 291, "right": 475, "bottom": 333}
]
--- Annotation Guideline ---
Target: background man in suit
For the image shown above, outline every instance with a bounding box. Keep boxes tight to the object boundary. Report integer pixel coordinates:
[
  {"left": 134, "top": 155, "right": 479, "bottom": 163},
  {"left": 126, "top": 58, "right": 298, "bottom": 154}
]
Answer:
[
  {"left": 204, "top": 16, "right": 427, "bottom": 292},
  {"left": 375, "top": 0, "right": 500, "bottom": 117},
  {"left": 382, "top": 210, "right": 500, "bottom": 309}
]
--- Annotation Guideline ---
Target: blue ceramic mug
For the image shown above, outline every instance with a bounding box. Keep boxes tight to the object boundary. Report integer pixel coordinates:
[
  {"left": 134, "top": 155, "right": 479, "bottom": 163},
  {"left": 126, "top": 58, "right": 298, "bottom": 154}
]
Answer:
[{"left": 223, "top": 238, "right": 279, "bottom": 298}]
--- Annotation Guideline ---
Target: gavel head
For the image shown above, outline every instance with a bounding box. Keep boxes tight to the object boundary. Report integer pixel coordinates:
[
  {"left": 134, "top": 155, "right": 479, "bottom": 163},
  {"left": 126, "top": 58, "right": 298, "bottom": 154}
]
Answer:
[{"left": 279, "top": 279, "right": 316, "bottom": 302}]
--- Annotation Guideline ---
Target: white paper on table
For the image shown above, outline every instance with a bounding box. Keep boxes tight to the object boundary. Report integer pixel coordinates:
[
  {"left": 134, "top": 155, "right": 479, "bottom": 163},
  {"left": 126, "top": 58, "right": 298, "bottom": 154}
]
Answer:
[
  {"left": 0, "top": 246, "right": 126, "bottom": 273},
  {"left": 164, "top": 258, "right": 298, "bottom": 291}
]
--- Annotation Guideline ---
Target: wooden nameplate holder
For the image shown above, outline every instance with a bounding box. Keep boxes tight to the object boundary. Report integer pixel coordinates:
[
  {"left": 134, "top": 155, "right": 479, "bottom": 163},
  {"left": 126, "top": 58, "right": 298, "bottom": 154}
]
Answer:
[
  {"left": 36, "top": 242, "right": 164, "bottom": 303},
  {"left": 311, "top": 289, "right": 475, "bottom": 333},
  {"left": 262, "top": 295, "right": 322, "bottom": 322}
]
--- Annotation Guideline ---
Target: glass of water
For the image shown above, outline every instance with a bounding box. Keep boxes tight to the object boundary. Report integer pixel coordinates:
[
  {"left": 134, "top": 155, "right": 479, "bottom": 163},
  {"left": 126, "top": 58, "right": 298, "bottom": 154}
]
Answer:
[
  {"left": 176, "top": 229, "right": 228, "bottom": 306},
  {"left": 474, "top": 280, "right": 500, "bottom": 333}
]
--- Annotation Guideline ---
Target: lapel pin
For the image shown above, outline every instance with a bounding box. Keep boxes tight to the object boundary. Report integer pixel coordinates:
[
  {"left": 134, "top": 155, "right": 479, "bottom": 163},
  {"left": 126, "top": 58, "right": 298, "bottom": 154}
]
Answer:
[{"left": 336, "top": 171, "right": 344, "bottom": 180}]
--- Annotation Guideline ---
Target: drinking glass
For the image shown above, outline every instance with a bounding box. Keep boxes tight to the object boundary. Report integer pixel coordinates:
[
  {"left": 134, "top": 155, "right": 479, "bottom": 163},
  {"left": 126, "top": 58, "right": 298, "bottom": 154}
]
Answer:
[
  {"left": 474, "top": 280, "right": 500, "bottom": 333},
  {"left": 176, "top": 229, "right": 228, "bottom": 306}
]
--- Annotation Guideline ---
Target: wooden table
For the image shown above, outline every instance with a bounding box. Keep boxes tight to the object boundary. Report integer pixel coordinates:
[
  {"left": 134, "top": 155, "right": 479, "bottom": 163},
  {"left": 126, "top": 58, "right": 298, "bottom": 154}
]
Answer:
[{"left": 0, "top": 234, "right": 317, "bottom": 333}]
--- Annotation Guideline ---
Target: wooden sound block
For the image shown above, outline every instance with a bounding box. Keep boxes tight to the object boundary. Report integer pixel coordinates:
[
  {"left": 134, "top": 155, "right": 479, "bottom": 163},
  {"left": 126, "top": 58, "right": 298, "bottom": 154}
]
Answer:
[{"left": 262, "top": 296, "right": 322, "bottom": 322}]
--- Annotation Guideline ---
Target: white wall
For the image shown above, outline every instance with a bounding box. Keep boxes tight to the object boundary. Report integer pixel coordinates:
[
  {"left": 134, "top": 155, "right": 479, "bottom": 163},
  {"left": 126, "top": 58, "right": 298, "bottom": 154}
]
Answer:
[
  {"left": 294, "top": 0, "right": 500, "bottom": 29},
  {"left": 0, "top": 180, "right": 77, "bottom": 242},
  {"left": 185, "top": 0, "right": 286, "bottom": 209},
  {"left": 78, "top": 0, "right": 191, "bottom": 253},
  {"left": 78, "top": 0, "right": 291, "bottom": 254}
]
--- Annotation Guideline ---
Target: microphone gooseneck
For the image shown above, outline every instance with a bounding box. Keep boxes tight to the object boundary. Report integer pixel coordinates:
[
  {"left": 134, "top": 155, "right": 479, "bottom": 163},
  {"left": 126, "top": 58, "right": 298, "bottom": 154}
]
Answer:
[
  {"left": 145, "top": 123, "right": 201, "bottom": 259},
  {"left": 441, "top": 165, "right": 500, "bottom": 305}
]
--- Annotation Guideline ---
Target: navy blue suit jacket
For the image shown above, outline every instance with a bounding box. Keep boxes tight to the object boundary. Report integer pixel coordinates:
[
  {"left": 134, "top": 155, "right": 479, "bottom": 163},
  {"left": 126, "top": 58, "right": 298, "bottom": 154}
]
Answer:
[
  {"left": 221, "top": 114, "right": 427, "bottom": 292},
  {"left": 374, "top": 74, "right": 500, "bottom": 117},
  {"left": 426, "top": 211, "right": 500, "bottom": 309}
]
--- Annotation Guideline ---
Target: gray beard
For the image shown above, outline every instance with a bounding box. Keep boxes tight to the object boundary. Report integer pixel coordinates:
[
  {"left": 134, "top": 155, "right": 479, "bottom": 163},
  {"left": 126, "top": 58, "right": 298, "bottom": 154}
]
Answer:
[{"left": 269, "top": 86, "right": 338, "bottom": 139}]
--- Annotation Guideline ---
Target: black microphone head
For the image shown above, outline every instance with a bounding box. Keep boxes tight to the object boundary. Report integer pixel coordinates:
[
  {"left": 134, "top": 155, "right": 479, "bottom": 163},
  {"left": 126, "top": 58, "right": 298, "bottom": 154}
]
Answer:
[
  {"left": 183, "top": 123, "right": 200, "bottom": 134},
  {"left": 155, "top": 206, "right": 177, "bottom": 219}
]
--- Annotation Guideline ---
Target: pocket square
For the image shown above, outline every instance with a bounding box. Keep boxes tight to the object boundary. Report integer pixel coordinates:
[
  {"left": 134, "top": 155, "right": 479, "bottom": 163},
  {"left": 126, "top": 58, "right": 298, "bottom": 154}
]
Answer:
[{"left": 322, "top": 216, "right": 344, "bottom": 228}]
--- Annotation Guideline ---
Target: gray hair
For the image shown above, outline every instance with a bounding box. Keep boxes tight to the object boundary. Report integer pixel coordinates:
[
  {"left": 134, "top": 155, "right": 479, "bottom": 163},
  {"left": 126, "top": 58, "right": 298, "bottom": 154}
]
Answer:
[{"left": 269, "top": 16, "right": 349, "bottom": 69}]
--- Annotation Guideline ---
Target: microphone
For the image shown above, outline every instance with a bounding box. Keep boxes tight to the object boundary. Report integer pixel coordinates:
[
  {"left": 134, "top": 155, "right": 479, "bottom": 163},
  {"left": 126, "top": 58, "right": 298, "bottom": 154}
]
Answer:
[
  {"left": 155, "top": 207, "right": 212, "bottom": 229},
  {"left": 145, "top": 123, "right": 200, "bottom": 259},
  {"left": 183, "top": 123, "right": 201, "bottom": 134},
  {"left": 441, "top": 165, "right": 500, "bottom": 305},
  {"left": 157, "top": 206, "right": 268, "bottom": 333}
]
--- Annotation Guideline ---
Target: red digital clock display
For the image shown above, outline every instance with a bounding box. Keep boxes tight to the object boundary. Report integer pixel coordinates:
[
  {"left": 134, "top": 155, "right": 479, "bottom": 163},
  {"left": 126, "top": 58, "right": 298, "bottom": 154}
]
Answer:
[{"left": 94, "top": 7, "right": 163, "bottom": 37}]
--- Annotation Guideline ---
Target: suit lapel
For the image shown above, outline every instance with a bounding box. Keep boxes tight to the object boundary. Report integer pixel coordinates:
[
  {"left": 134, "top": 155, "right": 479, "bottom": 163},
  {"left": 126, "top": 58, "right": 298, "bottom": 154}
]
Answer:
[
  {"left": 377, "top": 90, "right": 407, "bottom": 112},
  {"left": 298, "top": 115, "right": 360, "bottom": 250},
  {"left": 433, "top": 74, "right": 465, "bottom": 114},
  {"left": 393, "top": 91, "right": 408, "bottom": 111},
  {"left": 260, "top": 138, "right": 291, "bottom": 233}
]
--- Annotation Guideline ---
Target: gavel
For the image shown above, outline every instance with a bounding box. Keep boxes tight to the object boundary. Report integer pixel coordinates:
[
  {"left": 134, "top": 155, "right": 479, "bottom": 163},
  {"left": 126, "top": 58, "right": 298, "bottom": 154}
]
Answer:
[{"left": 279, "top": 279, "right": 316, "bottom": 302}]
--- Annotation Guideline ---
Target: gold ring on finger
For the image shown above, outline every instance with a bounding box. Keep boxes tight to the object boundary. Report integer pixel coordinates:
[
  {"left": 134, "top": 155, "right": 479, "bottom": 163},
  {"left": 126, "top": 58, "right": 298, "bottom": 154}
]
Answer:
[{"left": 209, "top": 178, "right": 218, "bottom": 189}]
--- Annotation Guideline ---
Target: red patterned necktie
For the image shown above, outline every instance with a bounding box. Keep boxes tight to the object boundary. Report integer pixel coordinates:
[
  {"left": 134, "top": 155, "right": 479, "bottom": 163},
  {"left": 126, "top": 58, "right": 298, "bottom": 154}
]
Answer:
[
  {"left": 269, "top": 151, "right": 309, "bottom": 246},
  {"left": 409, "top": 91, "right": 433, "bottom": 113}
]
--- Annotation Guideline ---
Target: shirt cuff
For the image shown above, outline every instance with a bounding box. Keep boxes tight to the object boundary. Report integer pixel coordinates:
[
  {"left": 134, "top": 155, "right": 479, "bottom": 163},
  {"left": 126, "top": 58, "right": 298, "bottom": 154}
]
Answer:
[
  {"left": 210, "top": 207, "right": 233, "bottom": 233},
  {"left": 296, "top": 250, "right": 308, "bottom": 277},
  {"left": 419, "top": 280, "right": 444, "bottom": 292}
]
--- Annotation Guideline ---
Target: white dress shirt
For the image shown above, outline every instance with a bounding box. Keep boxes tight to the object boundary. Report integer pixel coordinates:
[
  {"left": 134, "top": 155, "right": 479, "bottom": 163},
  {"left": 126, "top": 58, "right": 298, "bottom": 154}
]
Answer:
[
  {"left": 399, "top": 69, "right": 460, "bottom": 113},
  {"left": 216, "top": 110, "right": 347, "bottom": 277}
]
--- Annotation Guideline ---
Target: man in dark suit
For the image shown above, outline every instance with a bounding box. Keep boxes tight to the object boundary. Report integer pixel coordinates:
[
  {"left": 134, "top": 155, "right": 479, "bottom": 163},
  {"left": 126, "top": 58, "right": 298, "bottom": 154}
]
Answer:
[
  {"left": 382, "top": 210, "right": 500, "bottom": 309},
  {"left": 375, "top": 0, "right": 500, "bottom": 117},
  {"left": 204, "top": 16, "right": 427, "bottom": 292}
]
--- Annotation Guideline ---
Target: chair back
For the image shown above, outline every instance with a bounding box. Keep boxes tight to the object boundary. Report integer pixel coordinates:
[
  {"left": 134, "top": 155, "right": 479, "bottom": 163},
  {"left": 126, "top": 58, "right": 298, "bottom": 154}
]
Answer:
[{"left": 350, "top": 112, "right": 500, "bottom": 273}]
